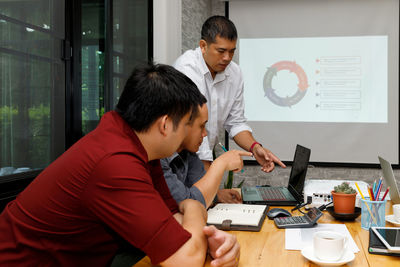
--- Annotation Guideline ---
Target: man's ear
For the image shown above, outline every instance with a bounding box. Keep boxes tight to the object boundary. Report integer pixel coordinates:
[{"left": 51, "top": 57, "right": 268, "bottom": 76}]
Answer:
[
  {"left": 199, "top": 40, "right": 208, "bottom": 54},
  {"left": 159, "top": 115, "right": 169, "bottom": 136}
]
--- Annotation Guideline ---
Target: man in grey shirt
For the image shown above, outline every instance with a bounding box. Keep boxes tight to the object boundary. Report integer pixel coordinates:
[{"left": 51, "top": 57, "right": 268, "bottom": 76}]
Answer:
[{"left": 161, "top": 103, "right": 250, "bottom": 208}]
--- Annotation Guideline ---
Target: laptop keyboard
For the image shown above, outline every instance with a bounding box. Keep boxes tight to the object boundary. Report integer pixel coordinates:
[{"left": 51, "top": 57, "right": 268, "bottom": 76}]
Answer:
[{"left": 259, "top": 187, "right": 287, "bottom": 200}]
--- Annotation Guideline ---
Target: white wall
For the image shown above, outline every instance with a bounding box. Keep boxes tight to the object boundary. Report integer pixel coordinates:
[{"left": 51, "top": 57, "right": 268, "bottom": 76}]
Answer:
[{"left": 153, "top": 0, "right": 182, "bottom": 65}]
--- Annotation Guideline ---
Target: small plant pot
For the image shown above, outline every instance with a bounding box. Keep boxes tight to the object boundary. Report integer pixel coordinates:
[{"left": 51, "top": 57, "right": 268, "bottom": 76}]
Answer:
[{"left": 331, "top": 191, "right": 356, "bottom": 214}]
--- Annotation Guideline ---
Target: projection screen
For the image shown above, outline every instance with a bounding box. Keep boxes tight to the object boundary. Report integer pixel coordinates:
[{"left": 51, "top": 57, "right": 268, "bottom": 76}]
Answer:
[{"left": 228, "top": 0, "right": 399, "bottom": 164}]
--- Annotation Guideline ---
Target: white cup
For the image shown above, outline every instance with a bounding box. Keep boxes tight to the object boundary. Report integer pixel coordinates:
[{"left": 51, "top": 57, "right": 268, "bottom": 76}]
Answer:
[
  {"left": 313, "top": 231, "right": 347, "bottom": 262},
  {"left": 393, "top": 204, "right": 400, "bottom": 222}
]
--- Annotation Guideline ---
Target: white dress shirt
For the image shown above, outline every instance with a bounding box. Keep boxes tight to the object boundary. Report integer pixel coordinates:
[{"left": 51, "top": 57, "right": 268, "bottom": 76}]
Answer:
[{"left": 173, "top": 47, "right": 252, "bottom": 161}]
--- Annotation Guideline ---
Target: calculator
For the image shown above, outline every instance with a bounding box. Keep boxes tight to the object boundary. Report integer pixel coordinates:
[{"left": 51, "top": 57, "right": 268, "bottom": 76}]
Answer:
[{"left": 274, "top": 207, "right": 323, "bottom": 228}]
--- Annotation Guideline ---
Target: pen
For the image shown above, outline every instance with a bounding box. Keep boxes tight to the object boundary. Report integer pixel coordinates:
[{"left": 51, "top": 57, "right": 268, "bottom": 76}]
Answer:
[
  {"left": 370, "top": 186, "right": 376, "bottom": 201},
  {"left": 381, "top": 187, "right": 390, "bottom": 201},
  {"left": 355, "top": 182, "right": 377, "bottom": 224},
  {"left": 374, "top": 177, "right": 383, "bottom": 201},
  {"left": 218, "top": 142, "right": 228, "bottom": 152},
  {"left": 373, "top": 179, "right": 377, "bottom": 195},
  {"left": 218, "top": 142, "right": 244, "bottom": 173},
  {"left": 367, "top": 185, "right": 374, "bottom": 201},
  {"left": 355, "top": 182, "right": 365, "bottom": 199},
  {"left": 376, "top": 182, "right": 383, "bottom": 201}
]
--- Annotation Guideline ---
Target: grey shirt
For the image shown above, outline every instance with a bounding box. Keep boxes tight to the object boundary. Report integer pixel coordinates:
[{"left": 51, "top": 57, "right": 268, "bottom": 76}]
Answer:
[{"left": 161, "top": 150, "right": 207, "bottom": 207}]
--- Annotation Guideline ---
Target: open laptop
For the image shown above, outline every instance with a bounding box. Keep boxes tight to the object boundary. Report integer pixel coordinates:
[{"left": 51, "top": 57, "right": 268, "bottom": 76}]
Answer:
[
  {"left": 242, "top": 144, "right": 311, "bottom": 206},
  {"left": 378, "top": 156, "right": 400, "bottom": 204}
]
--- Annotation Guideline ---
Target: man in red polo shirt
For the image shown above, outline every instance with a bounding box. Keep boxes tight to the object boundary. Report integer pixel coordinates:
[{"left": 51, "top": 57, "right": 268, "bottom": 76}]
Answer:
[{"left": 0, "top": 64, "right": 243, "bottom": 267}]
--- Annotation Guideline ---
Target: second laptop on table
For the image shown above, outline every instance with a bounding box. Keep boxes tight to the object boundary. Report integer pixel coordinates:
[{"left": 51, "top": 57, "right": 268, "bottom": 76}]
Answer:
[
  {"left": 378, "top": 156, "right": 400, "bottom": 204},
  {"left": 242, "top": 144, "right": 311, "bottom": 206}
]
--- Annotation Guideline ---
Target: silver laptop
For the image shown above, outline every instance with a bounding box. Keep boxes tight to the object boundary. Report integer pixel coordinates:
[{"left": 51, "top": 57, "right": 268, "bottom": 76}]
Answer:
[{"left": 378, "top": 156, "right": 400, "bottom": 204}]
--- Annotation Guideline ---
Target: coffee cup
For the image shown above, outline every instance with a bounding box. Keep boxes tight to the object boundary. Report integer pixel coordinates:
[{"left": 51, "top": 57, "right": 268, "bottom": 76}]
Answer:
[
  {"left": 393, "top": 204, "right": 400, "bottom": 222},
  {"left": 313, "top": 231, "right": 347, "bottom": 262}
]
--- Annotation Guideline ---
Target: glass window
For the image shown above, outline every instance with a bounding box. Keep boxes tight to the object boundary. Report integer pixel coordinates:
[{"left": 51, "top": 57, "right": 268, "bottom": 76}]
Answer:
[
  {"left": 0, "top": 0, "right": 151, "bottom": 177},
  {"left": 81, "top": 0, "right": 150, "bottom": 134},
  {"left": 81, "top": 0, "right": 105, "bottom": 134},
  {"left": 0, "top": 0, "right": 65, "bottom": 176},
  {"left": 112, "top": 0, "right": 150, "bottom": 105}
]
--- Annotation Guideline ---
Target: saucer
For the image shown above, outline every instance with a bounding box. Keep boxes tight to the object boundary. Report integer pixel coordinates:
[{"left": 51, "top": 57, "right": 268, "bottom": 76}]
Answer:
[
  {"left": 327, "top": 207, "right": 361, "bottom": 221},
  {"left": 386, "top": 214, "right": 400, "bottom": 226},
  {"left": 301, "top": 246, "right": 355, "bottom": 266}
]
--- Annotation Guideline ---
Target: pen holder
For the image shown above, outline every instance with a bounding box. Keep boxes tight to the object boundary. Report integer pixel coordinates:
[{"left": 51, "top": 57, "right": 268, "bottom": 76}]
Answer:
[{"left": 360, "top": 197, "right": 387, "bottom": 230}]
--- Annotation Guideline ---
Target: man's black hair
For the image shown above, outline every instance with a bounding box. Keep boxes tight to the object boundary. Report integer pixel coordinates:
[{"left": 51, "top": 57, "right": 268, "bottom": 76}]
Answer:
[
  {"left": 201, "top": 15, "right": 237, "bottom": 44},
  {"left": 116, "top": 63, "right": 207, "bottom": 132}
]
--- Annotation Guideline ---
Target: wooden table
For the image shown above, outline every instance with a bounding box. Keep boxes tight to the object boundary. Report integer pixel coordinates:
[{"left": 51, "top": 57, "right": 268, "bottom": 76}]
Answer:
[{"left": 134, "top": 202, "right": 400, "bottom": 266}]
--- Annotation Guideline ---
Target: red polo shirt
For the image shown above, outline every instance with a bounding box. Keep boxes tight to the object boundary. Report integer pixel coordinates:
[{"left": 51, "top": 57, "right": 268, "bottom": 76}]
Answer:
[{"left": 0, "top": 111, "right": 191, "bottom": 266}]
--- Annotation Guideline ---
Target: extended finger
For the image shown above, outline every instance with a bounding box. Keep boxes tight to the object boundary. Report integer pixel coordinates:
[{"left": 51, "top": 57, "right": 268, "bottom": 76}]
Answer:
[
  {"left": 238, "top": 151, "right": 253, "bottom": 157},
  {"left": 272, "top": 154, "right": 286, "bottom": 168}
]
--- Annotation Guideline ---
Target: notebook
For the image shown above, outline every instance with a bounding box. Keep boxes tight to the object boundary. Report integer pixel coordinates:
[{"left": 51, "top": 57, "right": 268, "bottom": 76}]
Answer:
[
  {"left": 241, "top": 144, "right": 311, "bottom": 206},
  {"left": 207, "top": 203, "right": 268, "bottom": 232},
  {"left": 378, "top": 156, "right": 400, "bottom": 204}
]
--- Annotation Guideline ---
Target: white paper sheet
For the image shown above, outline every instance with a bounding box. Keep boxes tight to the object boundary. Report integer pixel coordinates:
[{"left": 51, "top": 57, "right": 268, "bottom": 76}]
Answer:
[{"left": 285, "top": 224, "right": 359, "bottom": 253}]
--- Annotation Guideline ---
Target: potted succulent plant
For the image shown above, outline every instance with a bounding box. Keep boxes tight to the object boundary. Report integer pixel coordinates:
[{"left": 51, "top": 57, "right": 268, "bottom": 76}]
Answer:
[{"left": 331, "top": 182, "right": 357, "bottom": 214}]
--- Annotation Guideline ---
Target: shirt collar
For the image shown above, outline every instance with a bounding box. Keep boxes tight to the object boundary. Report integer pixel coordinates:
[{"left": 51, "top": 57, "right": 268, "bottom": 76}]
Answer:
[
  {"left": 196, "top": 47, "right": 210, "bottom": 76},
  {"left": 165, "top": 150, "right": 192, "bottom": 165},
  {"left": 165, "top": 152, "right": 180, "bottom": 164}
]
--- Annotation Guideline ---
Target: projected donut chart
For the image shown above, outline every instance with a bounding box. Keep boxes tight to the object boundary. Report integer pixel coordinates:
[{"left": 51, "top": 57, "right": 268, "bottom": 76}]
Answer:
[{"left": 263, "top": 61, "right": 309, "bottom": 107}]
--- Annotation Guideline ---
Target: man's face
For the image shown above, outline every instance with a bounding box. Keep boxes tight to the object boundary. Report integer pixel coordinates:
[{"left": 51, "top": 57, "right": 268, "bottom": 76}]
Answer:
[
  {"left": 180, "top": 104, "right": 208, "bottom": 153},
  {"left": 200, "top": 36, "right": 237, "bottom": 76}
]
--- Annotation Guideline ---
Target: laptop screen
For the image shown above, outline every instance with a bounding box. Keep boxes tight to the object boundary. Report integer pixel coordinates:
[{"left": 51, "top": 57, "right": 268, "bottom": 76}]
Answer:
[{"left": 287, "top": 145, "right": 311, "bottom": 201}]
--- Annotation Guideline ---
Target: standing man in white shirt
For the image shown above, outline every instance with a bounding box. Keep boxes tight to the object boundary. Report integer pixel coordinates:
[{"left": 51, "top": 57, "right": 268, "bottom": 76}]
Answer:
[{"left": 174, "top": 15, "right": 286, "bottom": 172}]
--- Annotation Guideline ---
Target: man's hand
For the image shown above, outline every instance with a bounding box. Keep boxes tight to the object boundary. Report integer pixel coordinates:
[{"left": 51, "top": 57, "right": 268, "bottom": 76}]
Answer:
[
  {"left": 203, "top": 225, "right": 240, "bottom": 267},
  {"left": 217, "top": 189, "right": 242, "bottom": 204},
  {"left": 253, "top": 145, "right": 286, "bottom": 172},
  {"left": 215, "top": 150, "right": 252, "bottom": 173}
]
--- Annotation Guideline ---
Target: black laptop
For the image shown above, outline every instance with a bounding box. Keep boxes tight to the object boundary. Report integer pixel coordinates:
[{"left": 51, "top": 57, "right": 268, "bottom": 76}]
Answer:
[{"left": 241, "top": 144, "right": 311, "bottom": 206}]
